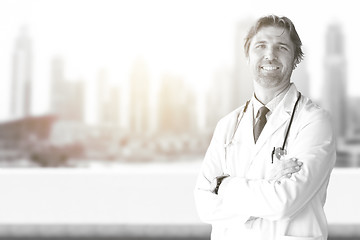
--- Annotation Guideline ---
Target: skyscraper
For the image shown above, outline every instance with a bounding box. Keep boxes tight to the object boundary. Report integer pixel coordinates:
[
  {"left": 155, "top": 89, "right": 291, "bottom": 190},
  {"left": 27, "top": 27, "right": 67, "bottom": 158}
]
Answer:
[
  {"left": 97, "top": 69, "right": 120, "bottom": 126},
  {"left": 50, "top": 56, "right": 66, "bottom": 117},
  {"left": 158, "top": 74, "right": 196, "bottom": 134},
  {"left": 322, "top": 23, "right": 347, "bottom": 138},
  {"left": 50, "top": 56, "right": 84, "bottom": 122},
  {"left": 11, "top": 27, "right": 33, "bottom": 119},
  {"left": 206, "top": 67, "right": 234, "bottom": 130},
  {"left": 129, "top": 58, "right": 150, "bottom": 134},
  {"left": 233, "top": 19, "right": 254, "bottom": 109}
]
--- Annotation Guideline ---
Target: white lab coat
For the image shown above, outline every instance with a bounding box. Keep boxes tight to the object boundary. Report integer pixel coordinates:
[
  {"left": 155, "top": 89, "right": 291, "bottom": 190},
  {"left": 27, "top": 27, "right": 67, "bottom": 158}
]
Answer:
[{"left": 194, "top": 84, "right": 336, "bottom": 240}]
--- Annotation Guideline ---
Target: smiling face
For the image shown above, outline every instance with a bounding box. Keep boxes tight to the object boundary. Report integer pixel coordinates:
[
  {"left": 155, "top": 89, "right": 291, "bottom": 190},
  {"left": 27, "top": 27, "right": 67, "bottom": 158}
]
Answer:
[{"left": 248, "top": 26, "right": 295, "bottom": 90}]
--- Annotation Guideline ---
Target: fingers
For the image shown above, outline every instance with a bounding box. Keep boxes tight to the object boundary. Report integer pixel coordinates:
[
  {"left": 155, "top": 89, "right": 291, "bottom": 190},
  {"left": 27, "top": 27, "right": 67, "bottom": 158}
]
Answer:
[
  {"left": 272, "top": 166, "right": 300, "bottom": 182},
  {"left": 268, "top": 155, "right": 304, "bottom": 183},
  {"left": 280, "top": 156, "right": 297, "bottom": 162},
  {"left": 271, "top": 160, "right": 303, "bottom": 183},
  {"left": 285, "top": 162, "right": 303, "bottom": 178},
  {"left": 283, "top": 164, "right": 301, "bottom": 176},
  {"left": 279, "top": 159, "right": 302, "bottom": 172}
]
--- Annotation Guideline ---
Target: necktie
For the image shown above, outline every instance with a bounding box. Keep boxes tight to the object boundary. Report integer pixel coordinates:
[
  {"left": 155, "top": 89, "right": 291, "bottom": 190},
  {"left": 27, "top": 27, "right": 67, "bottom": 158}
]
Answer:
[{"left": 254, "top": 106, "right": 269, "bottom": 143}]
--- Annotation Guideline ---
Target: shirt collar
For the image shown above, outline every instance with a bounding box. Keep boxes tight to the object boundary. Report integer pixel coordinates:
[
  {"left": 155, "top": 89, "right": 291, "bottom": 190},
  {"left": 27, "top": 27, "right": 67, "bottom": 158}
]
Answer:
[{"left": 251, "top": 83, "right": 292, "bottom": 119}]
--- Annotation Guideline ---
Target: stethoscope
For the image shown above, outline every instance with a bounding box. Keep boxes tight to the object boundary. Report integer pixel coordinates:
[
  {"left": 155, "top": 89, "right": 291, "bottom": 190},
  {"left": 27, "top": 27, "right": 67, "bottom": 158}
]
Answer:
[{"left": 224, "top": 91, "right": 302, "bottom": 164}]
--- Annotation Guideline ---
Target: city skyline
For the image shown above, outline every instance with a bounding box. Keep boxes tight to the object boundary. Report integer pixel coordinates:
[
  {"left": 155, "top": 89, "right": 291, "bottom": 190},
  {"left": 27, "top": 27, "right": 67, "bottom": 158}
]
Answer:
[
  {"left": 0, "top": 1, "right": 360, "bottom": 168},
  {"left": 2, "top": 25, "right": 357, "bottom": 122},
  {"left": 1, "top": 1, "right": 360, "bottom": 128}
]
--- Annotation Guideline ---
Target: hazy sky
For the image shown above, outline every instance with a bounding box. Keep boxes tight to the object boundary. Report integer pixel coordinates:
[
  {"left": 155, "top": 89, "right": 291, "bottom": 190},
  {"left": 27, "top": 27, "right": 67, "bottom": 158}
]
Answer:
[{"left": 0, "top": 0, "right": 359, "bottom": 121}]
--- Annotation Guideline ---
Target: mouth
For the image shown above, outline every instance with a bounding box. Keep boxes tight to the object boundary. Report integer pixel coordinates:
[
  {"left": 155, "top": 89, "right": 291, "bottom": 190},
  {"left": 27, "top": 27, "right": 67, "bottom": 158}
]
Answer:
[{"left": 261, "top": 65, "right": 280, "bottom": 71}]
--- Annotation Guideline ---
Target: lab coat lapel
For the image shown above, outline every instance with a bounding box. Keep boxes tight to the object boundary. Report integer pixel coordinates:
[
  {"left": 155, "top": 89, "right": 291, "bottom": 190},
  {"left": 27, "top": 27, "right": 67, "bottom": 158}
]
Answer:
[
  {"left": 233, "top": 102, "right": 254, "bottom": 144},
  {"left": 252, "top": 85, "right": 300, "bottom": 158}
]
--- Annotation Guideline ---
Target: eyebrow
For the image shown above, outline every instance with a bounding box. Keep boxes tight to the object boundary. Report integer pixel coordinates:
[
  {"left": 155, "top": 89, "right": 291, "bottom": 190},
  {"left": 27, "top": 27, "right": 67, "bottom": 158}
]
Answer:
[
  {"left": 254, "top": 41, "right": 292, "bottom": 48},
  {"left": 254, "top": 41, "right": 267, "bottom": 45},
  {"left": 278, "top": 42, "right": 292, "bottom": 48},
  {"left": 255, "top": 41, "right": 267, "bottom": 44}
]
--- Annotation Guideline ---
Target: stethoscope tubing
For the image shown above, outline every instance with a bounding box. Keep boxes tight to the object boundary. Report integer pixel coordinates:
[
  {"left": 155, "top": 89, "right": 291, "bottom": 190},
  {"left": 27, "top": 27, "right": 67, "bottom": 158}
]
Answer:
[
  {"left": 281, "top": 92, "right": 301, "bottom": 149},
  {"left": 225, "top": 91, "right": 301, "bottom": 150}
]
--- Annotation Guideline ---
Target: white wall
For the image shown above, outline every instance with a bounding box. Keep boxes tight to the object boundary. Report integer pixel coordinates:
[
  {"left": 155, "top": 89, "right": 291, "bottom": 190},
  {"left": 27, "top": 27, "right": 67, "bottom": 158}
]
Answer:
[{"left": 0, "top": 162, "right": 359, "bottom": 235}]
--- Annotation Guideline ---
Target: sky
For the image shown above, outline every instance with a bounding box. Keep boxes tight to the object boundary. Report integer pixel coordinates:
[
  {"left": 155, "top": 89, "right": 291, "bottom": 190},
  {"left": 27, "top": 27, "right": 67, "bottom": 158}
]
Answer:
[{"left": 0, "top": 0, "right": 359, "bottom": 121}]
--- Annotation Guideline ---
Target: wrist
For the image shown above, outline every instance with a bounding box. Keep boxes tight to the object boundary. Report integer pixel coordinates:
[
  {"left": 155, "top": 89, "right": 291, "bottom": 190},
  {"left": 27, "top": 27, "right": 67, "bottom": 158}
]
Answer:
[
  {"left": 210, "top": 174, "right": 230, "bottom": 194},
  {"left": 217, "top": 176, "right": 231, "bottom": 195}
]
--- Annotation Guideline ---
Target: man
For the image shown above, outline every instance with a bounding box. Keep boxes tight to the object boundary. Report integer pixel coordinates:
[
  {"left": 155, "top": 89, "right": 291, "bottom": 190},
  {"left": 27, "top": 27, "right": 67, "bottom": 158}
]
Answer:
[{"left": 194, "top": 15, "right": 336, "bottom": 240}]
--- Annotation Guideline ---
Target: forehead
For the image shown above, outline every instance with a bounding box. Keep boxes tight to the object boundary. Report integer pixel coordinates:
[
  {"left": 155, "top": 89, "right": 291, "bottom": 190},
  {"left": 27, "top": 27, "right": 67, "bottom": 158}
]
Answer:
[{"left": 251, "top": 26, "right": 293, "bottom": 46}]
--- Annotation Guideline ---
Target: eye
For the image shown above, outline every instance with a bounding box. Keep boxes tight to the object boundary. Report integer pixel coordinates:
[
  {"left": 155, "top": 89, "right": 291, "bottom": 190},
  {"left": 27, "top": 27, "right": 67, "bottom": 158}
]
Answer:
[
  {"left": 279, "top": 46, "right": 289, "bottom": 51},
  {"left": 255, "top": 44, "right": 266, "bottom": 49}
]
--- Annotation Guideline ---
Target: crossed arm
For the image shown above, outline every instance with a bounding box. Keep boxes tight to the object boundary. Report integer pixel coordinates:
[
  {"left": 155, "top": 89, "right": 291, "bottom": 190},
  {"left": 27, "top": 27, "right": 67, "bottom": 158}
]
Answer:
[{"left": 194, "top": 110, "right": 336, "bottom": 225}]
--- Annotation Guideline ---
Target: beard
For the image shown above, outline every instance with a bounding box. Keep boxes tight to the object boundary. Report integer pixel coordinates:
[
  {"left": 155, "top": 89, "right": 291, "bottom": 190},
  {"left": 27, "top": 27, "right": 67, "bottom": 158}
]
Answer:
[
  {"left": 255, "top": 74, "right": 283, "bottom": 88},
  {"left": 254, "top": 66, "right": 293, "bottom": 89}
]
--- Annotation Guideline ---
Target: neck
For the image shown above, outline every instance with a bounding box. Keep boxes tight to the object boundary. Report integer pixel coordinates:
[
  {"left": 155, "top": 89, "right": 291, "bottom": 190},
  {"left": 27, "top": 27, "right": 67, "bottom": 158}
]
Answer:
[{"left": 254, "top": 82, "right": 291, "bottom": 105}]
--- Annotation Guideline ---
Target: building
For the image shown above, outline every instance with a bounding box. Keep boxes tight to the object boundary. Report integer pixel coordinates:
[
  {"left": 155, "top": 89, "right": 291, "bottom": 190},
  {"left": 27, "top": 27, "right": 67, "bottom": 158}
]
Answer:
[
  {"left": 0, "top": 115, "right": 56, "bottom": 163},
  {"left": 129, "top": 58, "right": 150, "bottom": 134},
  {"left": 233, "top": 19, "right": 254, "bottom": 110},
  {"left": 322, "top": 23, "right": 347, "bottom": 138},
  {"left": 97, "top": 69, "right": 120, "bottom": 126},
  {"left": 348, "top": 97, "right": 360, "bottom": 135},
  {"left": 157, "top": 74, "right": 196, "bottom": 134},
  {"left": 50, "top": 56, "right": 85, "bottom": 122},
  {"left": 11, "top": 27, "right": 33, "bottom": 119},
  {"left": 206, "top": 67, "right": 234, "bottom": 130}
]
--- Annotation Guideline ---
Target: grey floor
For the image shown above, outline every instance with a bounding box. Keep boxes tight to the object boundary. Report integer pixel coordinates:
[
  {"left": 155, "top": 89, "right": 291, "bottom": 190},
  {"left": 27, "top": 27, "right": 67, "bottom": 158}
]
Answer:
[{"left": 0, "top": 237, "right": 358, "bottom": 240}]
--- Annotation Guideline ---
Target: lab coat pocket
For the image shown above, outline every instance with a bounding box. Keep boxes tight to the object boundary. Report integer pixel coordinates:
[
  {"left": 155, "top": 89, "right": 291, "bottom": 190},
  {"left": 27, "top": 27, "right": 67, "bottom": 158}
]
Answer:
[{"left": 279, "top": 235, "right": 323, "bottom": 240}]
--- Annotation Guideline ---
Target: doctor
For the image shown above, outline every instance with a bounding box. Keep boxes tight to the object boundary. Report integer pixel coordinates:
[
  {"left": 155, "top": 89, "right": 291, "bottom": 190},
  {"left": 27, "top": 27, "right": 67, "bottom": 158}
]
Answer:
[{"left": 194, "top": 15, "right": 336, "bottom": 240}]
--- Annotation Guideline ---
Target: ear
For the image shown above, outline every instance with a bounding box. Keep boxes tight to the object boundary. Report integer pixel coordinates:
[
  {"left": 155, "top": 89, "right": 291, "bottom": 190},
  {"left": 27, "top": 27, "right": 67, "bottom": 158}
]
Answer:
[{"left": 246, "top": 55, "right": 250, "bottom": 65}]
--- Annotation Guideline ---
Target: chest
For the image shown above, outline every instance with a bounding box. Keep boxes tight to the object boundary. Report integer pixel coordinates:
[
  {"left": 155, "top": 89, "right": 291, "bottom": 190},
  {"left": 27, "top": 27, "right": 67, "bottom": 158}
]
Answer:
[{"left": 223, "top": 110, "right": 297, "bottom": 179}]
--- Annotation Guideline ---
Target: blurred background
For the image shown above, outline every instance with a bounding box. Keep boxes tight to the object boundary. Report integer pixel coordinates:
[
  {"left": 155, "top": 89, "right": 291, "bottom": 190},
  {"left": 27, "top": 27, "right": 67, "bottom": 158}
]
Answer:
[{"left": 0, "top": 0, "right": 359, "bottom": 239}]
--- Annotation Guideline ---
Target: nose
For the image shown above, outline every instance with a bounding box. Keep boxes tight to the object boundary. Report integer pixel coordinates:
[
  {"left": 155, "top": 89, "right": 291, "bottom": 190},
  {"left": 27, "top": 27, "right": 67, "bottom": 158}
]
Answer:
[{"left": 264, "top": 47, "right": 277, "bottom": 61}]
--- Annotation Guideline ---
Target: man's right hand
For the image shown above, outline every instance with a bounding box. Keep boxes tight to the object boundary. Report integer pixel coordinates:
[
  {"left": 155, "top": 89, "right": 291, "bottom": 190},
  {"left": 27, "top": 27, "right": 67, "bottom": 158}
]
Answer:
[{"left": 268, "top": 157, "right": 303, "bottom": 184}]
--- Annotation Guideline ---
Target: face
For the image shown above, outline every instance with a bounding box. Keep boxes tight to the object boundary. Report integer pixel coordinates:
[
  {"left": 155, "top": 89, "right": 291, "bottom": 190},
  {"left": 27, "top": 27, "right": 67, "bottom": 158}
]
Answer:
[{"left": 248, "top": 26, "right": 295, "bottom": 89}]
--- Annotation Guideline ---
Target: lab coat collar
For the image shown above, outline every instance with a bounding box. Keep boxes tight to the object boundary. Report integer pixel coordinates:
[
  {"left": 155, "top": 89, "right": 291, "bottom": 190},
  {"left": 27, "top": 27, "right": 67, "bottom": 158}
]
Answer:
[
  {"left": 252, "top": 83, "right": 300, "bottom": 157},
  {"left": 282, "top": 83, "right": 299, "bottom": 115}
]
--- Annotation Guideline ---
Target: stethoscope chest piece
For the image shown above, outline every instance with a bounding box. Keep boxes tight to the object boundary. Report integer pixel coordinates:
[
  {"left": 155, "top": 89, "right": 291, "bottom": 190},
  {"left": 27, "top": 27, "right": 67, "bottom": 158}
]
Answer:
[{"left": 274, "top": 147, "right": 287, "bottom": 160}]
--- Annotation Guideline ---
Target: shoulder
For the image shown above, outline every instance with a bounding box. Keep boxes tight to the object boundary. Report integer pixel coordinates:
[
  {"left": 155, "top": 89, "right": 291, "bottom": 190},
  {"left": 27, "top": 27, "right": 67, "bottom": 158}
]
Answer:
[
  {"left": 218, "top": 102, "right": 249, "bottom": 127},
  {"left": 213, "top": 102, "right": 249, "bottom": 136},
  {"left": 291, "top": 95, "right": 336, "bottom": 158},
  {"left": 286, "top": 84, "right": 332, "bottom": 124},
  {"left": 299, "top": 96, "right": 331, "bottom": 119},
  {"left": 297, "top": 95, "right": 333, "bottom": 129}
]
